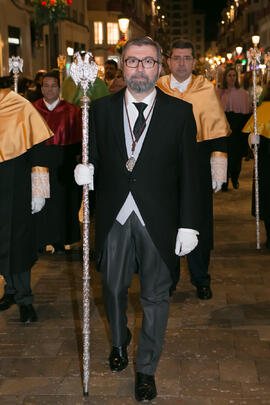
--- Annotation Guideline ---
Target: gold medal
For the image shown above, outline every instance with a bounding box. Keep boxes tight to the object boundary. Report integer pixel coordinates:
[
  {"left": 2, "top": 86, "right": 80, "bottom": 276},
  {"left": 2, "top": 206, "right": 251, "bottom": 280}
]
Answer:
[{"left": 126, "top": 156, "right": 136, "bottom": 172}]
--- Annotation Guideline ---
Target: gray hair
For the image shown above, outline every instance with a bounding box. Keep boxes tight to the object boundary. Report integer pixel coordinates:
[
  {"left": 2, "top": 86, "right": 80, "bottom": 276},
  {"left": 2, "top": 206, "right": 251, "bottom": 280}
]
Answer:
[{"left": 121, "top": 37, "right": 162, "bottom": 64}]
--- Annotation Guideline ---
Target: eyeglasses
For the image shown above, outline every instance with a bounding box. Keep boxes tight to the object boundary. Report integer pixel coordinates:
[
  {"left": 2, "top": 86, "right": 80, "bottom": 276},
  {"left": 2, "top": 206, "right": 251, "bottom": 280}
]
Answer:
[
  {"left": 124, "top": 57, "right": 159, "bottom": 69},
  {"left": 170, "top": 56, "right": 193, "bottom": 63}
]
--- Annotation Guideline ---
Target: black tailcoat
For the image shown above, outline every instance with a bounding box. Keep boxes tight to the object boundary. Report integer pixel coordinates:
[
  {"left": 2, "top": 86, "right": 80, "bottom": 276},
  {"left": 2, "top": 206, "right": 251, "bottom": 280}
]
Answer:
[{"left": 90, "top": 87, "right": 199, "bottom": 281}]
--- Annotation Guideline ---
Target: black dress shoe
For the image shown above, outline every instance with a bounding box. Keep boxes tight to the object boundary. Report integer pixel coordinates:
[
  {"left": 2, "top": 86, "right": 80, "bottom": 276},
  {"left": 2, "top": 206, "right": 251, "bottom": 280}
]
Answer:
[
  {"left": 222, "top": 183, "right": 228, "bottom": 192},
  {"left": 231, "top": 178, "right": 239, "bottom": 189},
  {"left": 0, "top": 294, "right": 15, "bottom": 311},
  {"left": 135, "top": 372, "right": 157, "bottom": 402},
  {"left": 19, "top": 304, "right": 37, "bottom": 323},
  {"left": 196, "top": 286, "right": 213, "bottom": 300},
  {"left": 109, "top": 328, "right": 132, "bottom": 372}
]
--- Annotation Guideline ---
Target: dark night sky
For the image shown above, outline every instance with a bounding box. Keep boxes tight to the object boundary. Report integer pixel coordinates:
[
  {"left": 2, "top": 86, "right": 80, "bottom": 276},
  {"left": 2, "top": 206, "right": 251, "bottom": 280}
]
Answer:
[{"left": 193, "top": 0, "right": 228, "bottom": 43}]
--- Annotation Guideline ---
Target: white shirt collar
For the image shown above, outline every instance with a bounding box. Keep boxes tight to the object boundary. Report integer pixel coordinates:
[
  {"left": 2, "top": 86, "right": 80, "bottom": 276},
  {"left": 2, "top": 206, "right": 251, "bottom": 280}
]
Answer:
[
  {"left": 43, "top": 98, "right": 60, "bottom": 111},
  {"left": 125, "top": 87, "right": 157, "bottom": 107},
  {"left": 170, "top": 74, "right": 192, "bottom": 93}
]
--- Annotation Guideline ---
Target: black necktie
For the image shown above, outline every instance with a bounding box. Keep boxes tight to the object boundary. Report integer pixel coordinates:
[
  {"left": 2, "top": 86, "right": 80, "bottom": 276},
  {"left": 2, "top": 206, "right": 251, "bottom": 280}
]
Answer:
[{"left": 133, "top": 102, "right": 147, "bottom": 137}]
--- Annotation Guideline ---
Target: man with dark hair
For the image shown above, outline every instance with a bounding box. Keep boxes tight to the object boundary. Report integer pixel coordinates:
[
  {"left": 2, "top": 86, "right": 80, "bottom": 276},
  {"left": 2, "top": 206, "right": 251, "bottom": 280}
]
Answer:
[
  {"left": 33, "top": 71, "right": 82, "bottom": 254},
  {"left": 104, "top": 59, "right": 125, "bottom": 93},
  {"left": 74, "top": 36, "right": 199, "bottom": 402},
  {"left": 157, "top": 39, "right": 230, "bottom": 300}
]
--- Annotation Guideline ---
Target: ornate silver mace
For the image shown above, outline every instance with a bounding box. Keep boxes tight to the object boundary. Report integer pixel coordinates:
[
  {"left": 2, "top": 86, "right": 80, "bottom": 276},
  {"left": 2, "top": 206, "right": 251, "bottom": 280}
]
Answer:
[
  {"left": 247, "top": 36, "right": 261, "bottom": 249},
  {"left": 8, "top": 56, "right": 23, "bottom": 93},
  {"left": 70, "top": 52, "right": 98, "bottom": 396}
]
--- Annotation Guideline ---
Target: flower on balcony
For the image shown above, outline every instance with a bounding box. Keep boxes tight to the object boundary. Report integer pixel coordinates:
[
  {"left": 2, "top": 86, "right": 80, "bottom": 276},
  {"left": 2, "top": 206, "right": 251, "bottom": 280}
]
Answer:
[
  {"left": 234, "top": 54, "right": 244, "bottom": 64},
  {"left": 113, "top": 37, "right": 127, "bottom": 55},
  {"left": 32, "top": 0, "right": 72, "bottom": 25}
]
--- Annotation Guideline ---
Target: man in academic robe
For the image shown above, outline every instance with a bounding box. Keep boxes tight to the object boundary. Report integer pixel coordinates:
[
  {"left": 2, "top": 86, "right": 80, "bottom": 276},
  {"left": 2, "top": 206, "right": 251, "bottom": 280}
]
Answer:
[
  {"left": 74, "top": 37, "right": 199, "bottom": 402},
  {"left": 157, "top": 39, "right": 230, "bottom": 300},
  {"left": 33, "top": 71, "right": 82, "bottom": 253},
  {"left": 0, "top": 88, "right": 53, "bottom": 322},
  {"left": 242, "top": 88, "right": 270, "bottom": 248}
]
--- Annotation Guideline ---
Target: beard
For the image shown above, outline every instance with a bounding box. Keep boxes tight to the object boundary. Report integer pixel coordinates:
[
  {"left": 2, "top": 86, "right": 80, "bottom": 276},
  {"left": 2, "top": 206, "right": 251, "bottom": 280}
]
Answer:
[{"left": 124, "top": 71, "right": 159, "bottom": 93}]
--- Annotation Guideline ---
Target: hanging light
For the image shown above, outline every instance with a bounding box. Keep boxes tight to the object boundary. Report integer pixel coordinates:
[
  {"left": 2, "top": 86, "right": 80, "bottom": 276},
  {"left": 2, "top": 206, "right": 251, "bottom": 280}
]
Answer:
[{"left": 227, "top": 52, "right": 232, "bottom": 60}]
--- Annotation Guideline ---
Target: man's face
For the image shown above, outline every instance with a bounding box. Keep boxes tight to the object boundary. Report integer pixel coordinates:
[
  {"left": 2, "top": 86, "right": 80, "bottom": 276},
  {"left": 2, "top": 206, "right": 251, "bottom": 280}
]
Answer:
[
  {"left": 42, "top": 77, "right": 60, "bottom": 104},
  {"left": 105, "top": 63, "right": 117, "bottom": 80},
  {"left": 123, "top": 45, "right": 161, "bottom": 94},
  {"left": 167, "top": 48, "right": 195, "bottom": 83}
]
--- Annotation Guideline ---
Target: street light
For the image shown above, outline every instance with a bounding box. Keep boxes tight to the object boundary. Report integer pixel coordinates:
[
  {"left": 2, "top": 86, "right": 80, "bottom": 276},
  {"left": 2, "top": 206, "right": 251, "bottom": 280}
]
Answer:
[
  {"left": 118, "top": 16, "right": 130, "bottom": 36},
  {"left": 236, "top": 46, "right": 243, "bottom": 55},
  {"left": 252, "top": 35, "right": 260, "bottom": 46}
]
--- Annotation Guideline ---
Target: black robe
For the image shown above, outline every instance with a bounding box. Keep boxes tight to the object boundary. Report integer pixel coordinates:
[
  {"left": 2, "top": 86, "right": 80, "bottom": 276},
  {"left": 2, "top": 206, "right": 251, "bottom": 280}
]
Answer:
[
  {"left": 195, "top": 137, "right": 227, "bottom": 251},
  {"left": 33, "top": 99, "right": 82, "bottom": 248},
  {"left": 252, "top": 136, "right": 270, "bottom": 220},
  {"left": 89, "top": 87, "right": 199, "bottom": 282},
  {"left": 0, "top": 145, "right": 47, "bottom": 274},
  {"left": 34, "top": 143, "right": 82, "bottom": 248}
]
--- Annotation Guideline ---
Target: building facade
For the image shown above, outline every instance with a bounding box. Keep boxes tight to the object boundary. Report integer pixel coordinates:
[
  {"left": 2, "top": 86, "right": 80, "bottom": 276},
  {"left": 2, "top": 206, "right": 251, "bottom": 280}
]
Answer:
[
  {"left": 88, "top": 0, "right": 154, "bottom": 69},
  {"left": 217, "top": 0, "right": 270, "bottom": 57},
  {"left": 0, "top": 0, "right": 33, "bottom": 76},
  {"left": 154, "top": 0, "right": 205, "bottom": 58},
  {"left": 0, "top": 0, "right": 89, "bottom": 78}
]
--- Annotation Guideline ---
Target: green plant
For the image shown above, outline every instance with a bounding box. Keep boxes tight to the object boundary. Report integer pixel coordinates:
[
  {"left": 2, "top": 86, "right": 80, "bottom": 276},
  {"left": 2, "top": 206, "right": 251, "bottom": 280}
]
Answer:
[{"left": 32, "top": 0, "right": 72, "bottom": 25}]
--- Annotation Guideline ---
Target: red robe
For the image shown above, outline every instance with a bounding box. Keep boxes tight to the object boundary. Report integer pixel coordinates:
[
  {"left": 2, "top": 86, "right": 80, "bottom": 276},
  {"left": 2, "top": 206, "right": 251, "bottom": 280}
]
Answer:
[
  {"left": 33, "top": 99, "right": 82, "bottom": 248},
  {"left": 33, "top": 99, "right": 82, "bottom": 145}
]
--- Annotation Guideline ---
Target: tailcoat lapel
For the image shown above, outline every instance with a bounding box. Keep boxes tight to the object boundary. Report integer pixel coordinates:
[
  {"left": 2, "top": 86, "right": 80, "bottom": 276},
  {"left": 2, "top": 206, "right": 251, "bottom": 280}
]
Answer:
[
  {"left": 132, "top": 87, "right": 165, "bottom": 172},
  {"left": 108, "top": 87, "right": 128, "bottom": 162}
]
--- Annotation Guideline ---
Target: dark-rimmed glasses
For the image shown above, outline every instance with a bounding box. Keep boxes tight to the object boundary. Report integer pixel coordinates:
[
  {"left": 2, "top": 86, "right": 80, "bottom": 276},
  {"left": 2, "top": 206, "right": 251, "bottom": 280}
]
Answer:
[{"left": 124, "top": 57, "right": 159, "bottom": 69}]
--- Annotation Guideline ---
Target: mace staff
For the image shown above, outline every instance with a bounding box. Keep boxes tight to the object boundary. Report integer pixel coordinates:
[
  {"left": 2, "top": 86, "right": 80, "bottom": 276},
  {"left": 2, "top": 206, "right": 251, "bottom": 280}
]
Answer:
[
  {"left": 247, "top": 36, "right": 261, "bottom": 249},
  {"left": 57, "top": 54, "right": 66, "bottom": 99},
  {"left": 70, "top": 52, "right": 98, "bottom": 396},
  {"left": 8, "top": 56, "right": 23, "bottom": 93}
]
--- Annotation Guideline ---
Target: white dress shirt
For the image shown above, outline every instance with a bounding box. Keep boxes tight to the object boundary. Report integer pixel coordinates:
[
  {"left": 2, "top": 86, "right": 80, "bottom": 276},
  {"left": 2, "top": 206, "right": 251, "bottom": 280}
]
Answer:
[
  {"left": 170, "top": 74, "right": 191, "bottom": 93},
  {"left": 43, "top": 98, "right": 60, "bottom": 111},
  {"left": 116, "top": 88, "right": 157, "bottom": 226}
]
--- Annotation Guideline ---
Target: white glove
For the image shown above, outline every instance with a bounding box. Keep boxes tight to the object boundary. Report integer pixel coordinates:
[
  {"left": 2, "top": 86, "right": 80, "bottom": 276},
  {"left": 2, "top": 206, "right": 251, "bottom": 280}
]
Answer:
[
  {"left": 175, "top": 228, "right": 199, "bottom": 256},
  {"left": 74, "top": 163, "right": 94, "bottom": 191},
  {"left": 31, "top": 197, "right": 45, "bottom": 214},
  {"left": 248, "top": 133, "right": 260, "bottom": 148},
  {"left": 212, "top": 180, "right": 223, "bottom": 193}
]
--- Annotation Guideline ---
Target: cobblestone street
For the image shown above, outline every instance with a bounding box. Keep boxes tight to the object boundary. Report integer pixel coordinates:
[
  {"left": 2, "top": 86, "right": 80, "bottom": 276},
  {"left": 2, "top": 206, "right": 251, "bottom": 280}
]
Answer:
[{"left": 0, "top": 160, "right": 270, "bottom": 405}]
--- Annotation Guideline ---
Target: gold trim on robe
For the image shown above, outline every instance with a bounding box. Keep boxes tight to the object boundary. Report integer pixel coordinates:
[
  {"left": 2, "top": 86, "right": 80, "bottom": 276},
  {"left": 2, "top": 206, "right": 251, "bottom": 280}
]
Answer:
[
  {"left": 242, "top": 101, "right": 270, "bottom": 140},
  {"left": 157, "top": 74, "right": 231, "bottom": 142},
  {"left": 211, "top": 151, "right": 227, "bottom": 158},
  {"left": 0, "top": 89, "right": 53, "bottom": 162},
  {"left": 31, "top": 166, "right": 49, "bottom": 173}
]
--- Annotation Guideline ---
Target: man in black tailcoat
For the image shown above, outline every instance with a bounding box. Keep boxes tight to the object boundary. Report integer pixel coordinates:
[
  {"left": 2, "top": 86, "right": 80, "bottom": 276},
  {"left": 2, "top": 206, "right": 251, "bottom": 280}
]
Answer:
[{"left": 75, "top": 37, "right": 199, "bottom": 402}]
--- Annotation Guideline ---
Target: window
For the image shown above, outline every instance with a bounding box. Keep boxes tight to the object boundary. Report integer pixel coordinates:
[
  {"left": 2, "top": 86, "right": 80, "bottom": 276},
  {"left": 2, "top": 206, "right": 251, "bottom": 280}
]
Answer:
[
  {"left": 107, "top": 22, "right": 119, "bottom": 45},
  {"left": 8, "top": 26, "right": 20, "bottom": 57},
  {"left": 94, "top": 22, "right": 103, "bottom": 45},
  {"left": 72, "top": 10, "right": 77, "bottom": 22}
]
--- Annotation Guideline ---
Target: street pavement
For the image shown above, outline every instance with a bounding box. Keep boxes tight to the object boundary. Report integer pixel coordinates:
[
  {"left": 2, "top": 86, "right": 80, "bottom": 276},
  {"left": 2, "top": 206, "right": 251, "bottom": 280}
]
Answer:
[{"left": 0, "top": 159, "right": 270, "bottom": 404}]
